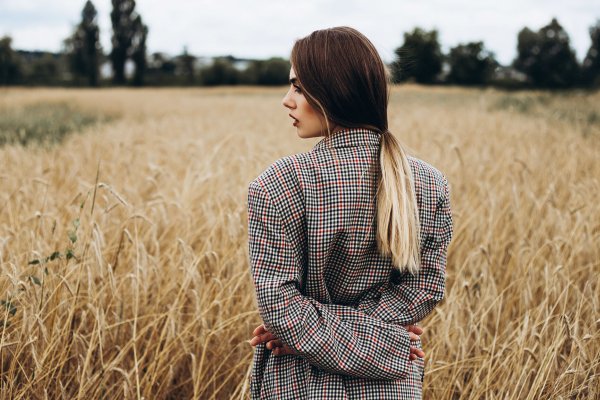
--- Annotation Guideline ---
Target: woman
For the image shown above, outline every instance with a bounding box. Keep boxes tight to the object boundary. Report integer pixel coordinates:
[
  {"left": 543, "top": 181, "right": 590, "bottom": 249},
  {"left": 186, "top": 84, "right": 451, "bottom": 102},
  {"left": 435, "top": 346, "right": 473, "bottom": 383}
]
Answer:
[{"left": 246, "top": 26, "right": 453, "bottom": 399}]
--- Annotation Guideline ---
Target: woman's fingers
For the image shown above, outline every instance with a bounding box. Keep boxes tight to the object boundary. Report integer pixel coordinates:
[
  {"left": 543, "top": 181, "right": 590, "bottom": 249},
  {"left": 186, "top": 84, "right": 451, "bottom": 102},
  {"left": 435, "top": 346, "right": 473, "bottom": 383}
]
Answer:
[
  {"left": 405, "top": 325, "right": 423, "bottom": 343},
  {"left": 404, "top": 324, "right": 423, "bottom": 335},
  {"left": 250, "top": 324, "right": 287, "bottom": 349},
  {"left": 266, "top": 339, "right": 284, "bottom": 349},
  {"left": 410, "top": 346, "right": 425, "bottom": 359},
  {"left": 405, "top": 326, "right": 425, "bottom": 361},
  {"left": 272, "top": 344, "right": 295, "bottom": 356},
  {"left": 273, "top": 347, "right": 287, "bottom": 356},
  {"left": 256, "top": 332, "right": 277, "bottom": 345},
  {"left": 249, "top": 331, "right": 278, "bottom": 346},
  {"left": 252, "top": 324, "right": 267, "bottom": 336}
]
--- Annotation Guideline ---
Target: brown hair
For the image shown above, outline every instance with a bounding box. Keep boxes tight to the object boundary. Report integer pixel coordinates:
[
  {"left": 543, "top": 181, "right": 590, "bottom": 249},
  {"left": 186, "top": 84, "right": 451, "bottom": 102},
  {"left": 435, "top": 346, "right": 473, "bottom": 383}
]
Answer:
[{"left": 291, "top": 26, "right": 421, "bottom": 273}]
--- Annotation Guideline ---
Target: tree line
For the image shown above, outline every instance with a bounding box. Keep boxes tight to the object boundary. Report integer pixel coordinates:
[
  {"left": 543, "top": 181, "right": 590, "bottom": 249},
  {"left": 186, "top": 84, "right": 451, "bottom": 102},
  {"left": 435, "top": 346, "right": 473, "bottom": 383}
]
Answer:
[
  {"left": 393, "top": 18, "right": 600, "bottom": 89},
  {"left": 0, "top": 0, "right": 599, "bottom": 89}
]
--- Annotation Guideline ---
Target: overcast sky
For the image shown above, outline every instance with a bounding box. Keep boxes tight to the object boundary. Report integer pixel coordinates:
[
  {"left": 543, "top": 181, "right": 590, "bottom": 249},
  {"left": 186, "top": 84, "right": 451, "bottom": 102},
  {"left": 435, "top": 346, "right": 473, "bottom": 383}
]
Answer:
[{"left": 1, "top": 0, "right": 599, "bottom": 65}]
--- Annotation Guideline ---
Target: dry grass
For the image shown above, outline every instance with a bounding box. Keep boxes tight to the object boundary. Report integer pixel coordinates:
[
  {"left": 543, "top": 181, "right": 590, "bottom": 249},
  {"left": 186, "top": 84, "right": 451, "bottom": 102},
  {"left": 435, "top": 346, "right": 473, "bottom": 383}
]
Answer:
[{"left": 0, "top": 85, "right": 598, "bottom": 399}]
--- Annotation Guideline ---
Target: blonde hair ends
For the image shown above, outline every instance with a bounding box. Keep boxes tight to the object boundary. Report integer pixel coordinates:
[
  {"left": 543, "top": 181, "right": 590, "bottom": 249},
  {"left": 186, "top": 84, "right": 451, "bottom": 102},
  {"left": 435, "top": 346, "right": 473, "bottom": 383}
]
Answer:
[{"left": 377, "top": 130, "right": 421, "bottom": 274}]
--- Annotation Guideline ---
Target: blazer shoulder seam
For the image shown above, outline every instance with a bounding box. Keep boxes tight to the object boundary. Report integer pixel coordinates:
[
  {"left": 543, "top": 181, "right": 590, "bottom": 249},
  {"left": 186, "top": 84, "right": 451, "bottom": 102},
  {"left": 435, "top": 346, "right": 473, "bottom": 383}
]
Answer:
[{"left": 407, "top": 155, "right": 449, "bottom": 204}]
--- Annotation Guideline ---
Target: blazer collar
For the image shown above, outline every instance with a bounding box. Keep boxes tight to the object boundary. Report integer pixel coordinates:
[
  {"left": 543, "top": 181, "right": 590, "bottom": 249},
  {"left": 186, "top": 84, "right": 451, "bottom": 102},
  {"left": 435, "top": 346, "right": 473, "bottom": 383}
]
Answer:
[{"left": 311, "top": 128, "right": 381, "bottom": 151}]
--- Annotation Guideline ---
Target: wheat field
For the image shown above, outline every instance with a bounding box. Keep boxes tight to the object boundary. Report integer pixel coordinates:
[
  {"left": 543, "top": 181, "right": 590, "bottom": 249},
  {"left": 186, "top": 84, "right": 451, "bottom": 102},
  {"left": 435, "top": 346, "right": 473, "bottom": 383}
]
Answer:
[{"left": 0, "top": 86, "right": 598, "bottom": 399}]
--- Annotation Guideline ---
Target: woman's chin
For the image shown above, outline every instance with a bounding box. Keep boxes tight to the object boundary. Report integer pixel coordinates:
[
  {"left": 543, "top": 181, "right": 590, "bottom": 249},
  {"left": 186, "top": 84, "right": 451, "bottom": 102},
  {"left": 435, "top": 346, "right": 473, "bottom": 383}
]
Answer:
[{"left": 296, "top": 129, "right": 321, "bottom": 139}]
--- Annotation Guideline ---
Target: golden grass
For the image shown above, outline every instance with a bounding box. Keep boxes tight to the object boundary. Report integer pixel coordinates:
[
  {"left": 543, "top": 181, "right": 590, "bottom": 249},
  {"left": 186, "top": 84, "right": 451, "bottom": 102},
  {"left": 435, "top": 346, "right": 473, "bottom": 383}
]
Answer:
[{"left": 0, "top": 85, "right": 599, "bottom": 399}]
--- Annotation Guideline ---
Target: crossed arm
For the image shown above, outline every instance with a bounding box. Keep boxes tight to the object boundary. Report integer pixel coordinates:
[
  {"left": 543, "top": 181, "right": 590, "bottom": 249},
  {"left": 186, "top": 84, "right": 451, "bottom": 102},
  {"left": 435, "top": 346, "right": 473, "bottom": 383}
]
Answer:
[{"left": 247, "top": 178, "right": 453, "bottom": 381}]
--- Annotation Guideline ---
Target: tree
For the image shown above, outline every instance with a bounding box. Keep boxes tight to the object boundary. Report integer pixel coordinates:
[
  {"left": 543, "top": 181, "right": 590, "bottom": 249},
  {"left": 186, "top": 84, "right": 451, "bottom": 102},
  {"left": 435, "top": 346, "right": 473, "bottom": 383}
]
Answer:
[
  {"left": 64, "top": 0, "right": 101, "bottom": 86},
  {"left": 28, "top": 53, "right": 63, "bottom": 85},
  {"left": 130, "top": 15, "right": 148, "bottom": 86},
  {"left": 513, "top": 18, "right": 580, "bottom": 88},
  {"left": 0, "top": 36, "right": 23, "bottom": 85},
  {"left": 110, "top": 0, "right": 147, "bottom": 85},
  {"left": 257, "top": 58, "right": 290, "bottom": 85},
  {"left": 391, "top": 28, "right": 443, "bottom": 84},
  {"left": 241, "top": 58, "right": 290, "bottom": 85},
  {"left": 582, "top": 19, "right": 600, "bottom": 87},
  {"left": 447, "top": 41, "right": 498, "bottom": 85},
  {"left": 146, "top": 52, "right": 176, "bottom": 85},
  {"left": 200, "top": 58, "right": 239, "bottom": 85},
  {"left": 178, "top": 46, "right": 196, "bottom": 84}
]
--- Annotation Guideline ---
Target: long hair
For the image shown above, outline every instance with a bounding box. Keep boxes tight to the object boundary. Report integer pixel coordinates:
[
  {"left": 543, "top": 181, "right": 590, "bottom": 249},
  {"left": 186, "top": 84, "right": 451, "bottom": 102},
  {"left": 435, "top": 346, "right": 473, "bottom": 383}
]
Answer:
[{"left": 290, "top": 26, "right": 421, "bottom": 274}]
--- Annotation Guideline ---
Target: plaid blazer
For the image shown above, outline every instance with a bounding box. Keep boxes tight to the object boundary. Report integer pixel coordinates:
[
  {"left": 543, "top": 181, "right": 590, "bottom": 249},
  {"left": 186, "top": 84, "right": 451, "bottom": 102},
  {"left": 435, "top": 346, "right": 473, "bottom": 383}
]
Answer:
[{"left": 247, "top": 128, "right": 453, "bottom": 399}]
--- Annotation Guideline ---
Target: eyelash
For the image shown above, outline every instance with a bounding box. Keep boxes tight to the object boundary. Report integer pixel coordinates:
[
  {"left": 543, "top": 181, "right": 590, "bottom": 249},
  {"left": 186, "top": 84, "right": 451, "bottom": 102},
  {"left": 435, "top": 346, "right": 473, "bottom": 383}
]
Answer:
[{"left": 293, "top": 85, "right": 302, "bottom": 94}]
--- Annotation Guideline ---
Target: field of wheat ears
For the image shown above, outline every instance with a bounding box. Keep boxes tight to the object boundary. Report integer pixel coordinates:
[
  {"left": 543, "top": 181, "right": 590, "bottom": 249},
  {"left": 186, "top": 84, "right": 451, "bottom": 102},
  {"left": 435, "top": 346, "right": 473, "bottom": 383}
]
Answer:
[{"left": 0, "top": 85, "right": 599, "bottom": 399}]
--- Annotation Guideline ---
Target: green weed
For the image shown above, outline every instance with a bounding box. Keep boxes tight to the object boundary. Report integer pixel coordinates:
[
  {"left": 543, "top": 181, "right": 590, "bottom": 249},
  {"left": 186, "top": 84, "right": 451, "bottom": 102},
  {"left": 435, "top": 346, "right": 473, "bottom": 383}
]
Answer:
[{"left": 0, "top": 102, "right": 114, "bottom": 147}]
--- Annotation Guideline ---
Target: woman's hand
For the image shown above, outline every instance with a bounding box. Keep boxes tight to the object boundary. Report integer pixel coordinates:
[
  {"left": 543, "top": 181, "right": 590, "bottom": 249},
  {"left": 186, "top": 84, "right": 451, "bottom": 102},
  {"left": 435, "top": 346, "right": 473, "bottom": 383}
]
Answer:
[
  {"left": 249, "top": 324, "right": 295, "bottom": 356},
  {"left": 405, "top": 324, "right": 425, "bottom": 361},
  {"left": 249, "top": 323, "right": 426, "bottom": 359}
]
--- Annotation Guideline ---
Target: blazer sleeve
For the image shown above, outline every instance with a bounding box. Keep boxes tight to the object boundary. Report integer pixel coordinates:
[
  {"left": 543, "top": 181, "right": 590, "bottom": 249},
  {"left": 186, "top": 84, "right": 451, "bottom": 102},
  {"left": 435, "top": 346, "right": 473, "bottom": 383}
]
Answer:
[
  {"left": 357, "top": 176, "right": 453, "bottom": 326},
  {"left": 248, "top": 180, "right": 413, "bottom": 381}
]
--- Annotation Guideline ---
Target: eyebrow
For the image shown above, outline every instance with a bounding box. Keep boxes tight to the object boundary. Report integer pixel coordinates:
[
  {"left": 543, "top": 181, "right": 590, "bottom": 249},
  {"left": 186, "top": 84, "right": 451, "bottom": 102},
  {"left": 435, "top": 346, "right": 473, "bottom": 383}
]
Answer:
[{"left": 289, "top": 77, "right": 298, "bottom": 85}]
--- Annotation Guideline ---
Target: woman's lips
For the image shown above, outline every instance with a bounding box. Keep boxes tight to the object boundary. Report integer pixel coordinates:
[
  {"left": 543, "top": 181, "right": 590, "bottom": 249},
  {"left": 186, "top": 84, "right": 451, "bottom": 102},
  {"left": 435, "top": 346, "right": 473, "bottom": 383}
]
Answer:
[{"left": 290, "top": 114, "right": 299, "bottom": 126}]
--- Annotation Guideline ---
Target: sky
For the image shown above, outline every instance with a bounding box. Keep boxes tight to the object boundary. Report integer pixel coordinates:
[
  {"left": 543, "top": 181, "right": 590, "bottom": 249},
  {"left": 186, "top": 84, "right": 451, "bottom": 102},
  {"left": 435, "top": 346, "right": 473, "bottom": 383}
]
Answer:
[{"left": 1, "top": 0, "right": 599, "bottom": 65}]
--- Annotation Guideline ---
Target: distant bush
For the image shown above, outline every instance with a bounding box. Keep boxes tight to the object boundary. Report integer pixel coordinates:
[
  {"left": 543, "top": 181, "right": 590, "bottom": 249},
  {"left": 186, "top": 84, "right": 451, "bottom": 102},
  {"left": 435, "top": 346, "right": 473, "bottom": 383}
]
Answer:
[
  {"left": 447, "top": 42, "right": 498, "bottom": 85},
  {"left": 0, "top": 102, "right": 115, "bottom": 147},
  {"left": 199, "top": 58, "right": 240, "bottom": 86},
  {"left": 197, "top": 57, "right": 290, "bottom": 86},
  {"left": 241, "top": 58, "right": 290, "bottom": 85}
]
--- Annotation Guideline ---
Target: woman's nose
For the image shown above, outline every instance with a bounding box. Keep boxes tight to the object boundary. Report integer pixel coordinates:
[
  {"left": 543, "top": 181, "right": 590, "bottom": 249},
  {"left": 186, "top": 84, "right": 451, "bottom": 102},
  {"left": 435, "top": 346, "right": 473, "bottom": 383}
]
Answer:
[{"left": 282, "top": 90, "right": 294, "bottom": 109}]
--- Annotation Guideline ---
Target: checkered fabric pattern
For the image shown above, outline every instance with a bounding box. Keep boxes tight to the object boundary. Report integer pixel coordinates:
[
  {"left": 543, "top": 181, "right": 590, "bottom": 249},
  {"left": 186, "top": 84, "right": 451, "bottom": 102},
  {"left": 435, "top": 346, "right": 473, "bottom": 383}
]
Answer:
[{"left": 247, "top": 128, "right": 453, "bottom": 399}]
